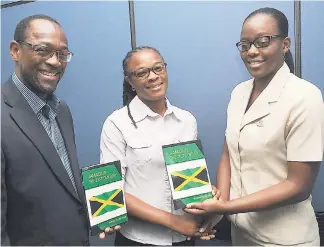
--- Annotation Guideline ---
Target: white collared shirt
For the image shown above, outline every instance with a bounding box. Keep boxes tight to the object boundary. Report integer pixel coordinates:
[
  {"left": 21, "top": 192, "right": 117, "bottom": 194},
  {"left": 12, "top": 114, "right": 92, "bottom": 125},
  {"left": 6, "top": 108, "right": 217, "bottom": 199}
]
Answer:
[
  {"left": 100, "top": 96, "right": 198, "bottom": 245},
  {"left": 226, "top": 63, "right": 324, "bottom": 245}
]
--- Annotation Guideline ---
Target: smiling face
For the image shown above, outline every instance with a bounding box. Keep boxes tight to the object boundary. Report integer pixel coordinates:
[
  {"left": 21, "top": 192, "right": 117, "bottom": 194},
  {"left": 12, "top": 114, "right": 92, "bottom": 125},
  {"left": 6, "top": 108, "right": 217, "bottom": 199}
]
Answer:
[
  {"left": 240, "top": 13, "right": 290, "bottom": 82},
  {"left": 10, "top": 19, "right": 68, "bottom": 98},
  {"left": 125, "top": 49, "right": 168, "bottom": 103}
]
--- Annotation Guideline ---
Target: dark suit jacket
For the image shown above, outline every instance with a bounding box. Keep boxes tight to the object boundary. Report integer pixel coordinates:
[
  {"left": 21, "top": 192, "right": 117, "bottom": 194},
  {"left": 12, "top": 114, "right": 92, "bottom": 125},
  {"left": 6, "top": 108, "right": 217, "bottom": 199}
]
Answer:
[{"left": 1, "top": 79, "right": 90, "bottom": 246}]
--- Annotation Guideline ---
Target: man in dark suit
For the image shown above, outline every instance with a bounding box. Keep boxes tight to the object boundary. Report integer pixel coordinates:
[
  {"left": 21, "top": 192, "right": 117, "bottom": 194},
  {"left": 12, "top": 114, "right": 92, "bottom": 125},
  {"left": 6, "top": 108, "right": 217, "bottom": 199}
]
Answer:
[{"left": 1, "top": 14, "right": 117, "bottom": 246}]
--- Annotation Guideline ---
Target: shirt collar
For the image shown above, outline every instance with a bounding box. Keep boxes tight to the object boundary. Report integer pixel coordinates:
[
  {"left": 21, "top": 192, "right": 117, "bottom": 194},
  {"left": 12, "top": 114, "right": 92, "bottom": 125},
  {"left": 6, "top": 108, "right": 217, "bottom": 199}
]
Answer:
[
  {"left": 12, "top": 72, "right": 60, "bottom": 116},
  {"left": 129, "top": 96, "right": 182, "bottom": 123}
]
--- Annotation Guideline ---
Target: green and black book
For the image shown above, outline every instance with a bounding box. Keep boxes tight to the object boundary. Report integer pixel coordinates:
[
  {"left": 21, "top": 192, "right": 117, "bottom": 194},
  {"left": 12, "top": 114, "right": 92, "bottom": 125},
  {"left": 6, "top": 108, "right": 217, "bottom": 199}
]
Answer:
[
  {"left": 162, "top": 140, "right": 213, "bottom": 210},
  {"left": 81, "top": 161, "right": 128, "bottom": 235}
]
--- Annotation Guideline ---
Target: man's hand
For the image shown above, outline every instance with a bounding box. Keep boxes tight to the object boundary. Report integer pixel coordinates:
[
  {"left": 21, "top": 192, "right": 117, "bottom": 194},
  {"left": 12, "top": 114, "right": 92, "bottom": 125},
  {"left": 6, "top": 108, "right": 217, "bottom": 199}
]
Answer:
[{"left": 98, "top": 225, "right": 121, "bottom": 239}]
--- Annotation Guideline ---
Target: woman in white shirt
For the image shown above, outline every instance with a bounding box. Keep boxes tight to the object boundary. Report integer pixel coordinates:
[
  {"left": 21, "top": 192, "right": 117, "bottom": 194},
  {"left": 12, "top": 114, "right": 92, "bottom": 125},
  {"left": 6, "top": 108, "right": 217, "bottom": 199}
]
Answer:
[
  {"left": 100, "top": 46, "right": 209, "bottom": 245},
  {"left": 185, "top": 7, "right": 323, "bottom": 245}
]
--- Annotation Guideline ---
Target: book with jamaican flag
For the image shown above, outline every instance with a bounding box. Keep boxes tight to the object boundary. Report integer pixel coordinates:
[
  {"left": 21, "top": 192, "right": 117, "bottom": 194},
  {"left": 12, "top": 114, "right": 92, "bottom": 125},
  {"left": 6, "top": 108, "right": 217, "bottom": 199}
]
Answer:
[
  {"left": 162, "top": 140, "right": 213, "bottom": 210},
  {"left": 81, "top": 161, "right": 128, "bottom": 235}
]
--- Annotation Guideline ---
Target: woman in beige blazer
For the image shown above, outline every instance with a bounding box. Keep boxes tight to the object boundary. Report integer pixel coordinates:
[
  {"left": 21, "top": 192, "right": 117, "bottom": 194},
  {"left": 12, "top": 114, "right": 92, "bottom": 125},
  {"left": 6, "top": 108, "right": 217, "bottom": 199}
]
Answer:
[{"left": 185, "top": 7, "right": 323, "bottom": 245}]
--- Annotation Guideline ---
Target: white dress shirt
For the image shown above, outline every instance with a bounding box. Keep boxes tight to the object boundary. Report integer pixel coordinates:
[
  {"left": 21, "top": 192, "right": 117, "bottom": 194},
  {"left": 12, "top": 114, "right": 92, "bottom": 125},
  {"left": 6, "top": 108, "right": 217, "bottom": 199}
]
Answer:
[{"left": 100, "top": 96, "right": 198, "bottom": 245}]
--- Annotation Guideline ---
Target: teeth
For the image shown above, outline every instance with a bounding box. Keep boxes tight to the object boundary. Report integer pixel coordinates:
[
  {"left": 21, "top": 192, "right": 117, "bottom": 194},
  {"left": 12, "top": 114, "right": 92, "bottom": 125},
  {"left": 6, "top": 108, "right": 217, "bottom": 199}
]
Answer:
[
  {"left": 40, "top": 71, "right": 57, "bottom": 76},
  {"left": 149, "top": 84, "right": 162, "bottom": 90}
]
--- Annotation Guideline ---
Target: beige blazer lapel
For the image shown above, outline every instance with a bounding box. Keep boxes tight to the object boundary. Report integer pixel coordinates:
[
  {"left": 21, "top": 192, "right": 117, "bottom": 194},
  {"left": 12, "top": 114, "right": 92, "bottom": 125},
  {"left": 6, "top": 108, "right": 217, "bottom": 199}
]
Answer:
[
  {"left": 236, "top": 79, "right": 254, "bottom": 132},
  {"left": 240, "top": 63, "right": 291, "bottom": 130},
  {"left": 240, "top": 92, "right": 271, "bottom": 130}
]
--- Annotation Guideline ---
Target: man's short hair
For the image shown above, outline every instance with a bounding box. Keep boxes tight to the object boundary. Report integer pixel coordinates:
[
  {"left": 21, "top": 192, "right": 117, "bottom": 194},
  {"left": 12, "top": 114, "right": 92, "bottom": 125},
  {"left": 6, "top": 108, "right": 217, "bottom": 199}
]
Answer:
[{"left": 14, "top": 14, "right": 61, "bottom": 41}]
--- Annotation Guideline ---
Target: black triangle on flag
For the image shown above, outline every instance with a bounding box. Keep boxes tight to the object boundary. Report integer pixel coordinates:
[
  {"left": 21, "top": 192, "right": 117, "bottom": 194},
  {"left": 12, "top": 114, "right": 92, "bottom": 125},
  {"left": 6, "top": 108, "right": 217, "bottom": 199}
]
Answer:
[
  {"left": 90, "top": 200, "right": 102, "bottom": 215},
  {"left": 171, "top": 175, "right": 186, "bottom": 189},
  {"left": 113, "top": 190, "right": 124, "bottom": 205},
  {"left": 195, "top": 167, "right": 208, "bottom": 183}
]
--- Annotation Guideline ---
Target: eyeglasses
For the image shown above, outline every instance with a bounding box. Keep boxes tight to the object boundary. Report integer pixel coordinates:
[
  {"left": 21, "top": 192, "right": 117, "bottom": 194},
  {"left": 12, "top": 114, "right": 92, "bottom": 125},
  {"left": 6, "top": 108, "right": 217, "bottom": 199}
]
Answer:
[
  {"left": 236, "top": 35, "right": 281, "bottom": 52},
  {"left": 17, "top": 40, "right": 73, "bottom": 62},
  {"left": 127, "top": 62, "right": 167, "bottom": 79}
]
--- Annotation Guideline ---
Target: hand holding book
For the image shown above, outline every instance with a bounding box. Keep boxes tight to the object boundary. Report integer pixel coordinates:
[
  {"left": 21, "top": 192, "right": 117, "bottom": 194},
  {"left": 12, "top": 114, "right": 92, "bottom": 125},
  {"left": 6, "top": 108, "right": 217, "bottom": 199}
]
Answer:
[
  {"left": 98, "top": 225, "right": 121, "bottom": 239},
  {"left": 162, "top": 140, "right": 213, "bottom": 209},
  {"left": 185, "top": 195, "right": 227, "bottom": 215}
]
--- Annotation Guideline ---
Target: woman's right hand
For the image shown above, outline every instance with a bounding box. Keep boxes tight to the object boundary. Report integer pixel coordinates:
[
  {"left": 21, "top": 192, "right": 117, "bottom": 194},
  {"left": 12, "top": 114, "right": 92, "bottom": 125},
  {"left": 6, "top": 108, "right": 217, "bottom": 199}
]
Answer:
[{"left": 168, "top": 214, "right": 201, "bottom": 237}]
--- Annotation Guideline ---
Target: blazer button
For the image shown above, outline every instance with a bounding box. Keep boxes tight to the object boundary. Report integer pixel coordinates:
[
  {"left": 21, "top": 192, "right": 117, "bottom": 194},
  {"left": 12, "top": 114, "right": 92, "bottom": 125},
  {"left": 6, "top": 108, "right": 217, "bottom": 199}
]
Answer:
[
  {"left": 83, "top": 239, "right": 90, "bottom": 246},
  {"left": 78, "top": 207, "right": 85, "bottom": 215}
]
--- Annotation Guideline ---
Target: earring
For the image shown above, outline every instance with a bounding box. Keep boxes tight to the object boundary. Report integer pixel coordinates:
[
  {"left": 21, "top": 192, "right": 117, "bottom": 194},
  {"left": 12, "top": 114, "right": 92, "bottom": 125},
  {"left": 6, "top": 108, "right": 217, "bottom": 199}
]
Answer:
[{"left": 132, "top": 87, "right": 135, "bottom": 91}]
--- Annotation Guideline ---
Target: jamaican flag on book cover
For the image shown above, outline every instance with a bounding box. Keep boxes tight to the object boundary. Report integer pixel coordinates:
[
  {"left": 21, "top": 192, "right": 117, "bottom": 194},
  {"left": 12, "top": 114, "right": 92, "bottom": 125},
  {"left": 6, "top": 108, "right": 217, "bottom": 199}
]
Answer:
[
  {"left": 162, "top": 140, "right": 213, "bottom": 209},
  {"left": 81, "top": 161, "right": 128, "bottom": 235}
]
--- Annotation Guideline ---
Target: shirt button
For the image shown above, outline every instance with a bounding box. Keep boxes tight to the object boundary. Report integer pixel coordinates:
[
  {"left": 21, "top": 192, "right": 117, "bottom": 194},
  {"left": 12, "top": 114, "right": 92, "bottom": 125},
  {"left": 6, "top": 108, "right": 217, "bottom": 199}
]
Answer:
[{"left": 83, "top": 239, "right": 90, "bottom": 246}]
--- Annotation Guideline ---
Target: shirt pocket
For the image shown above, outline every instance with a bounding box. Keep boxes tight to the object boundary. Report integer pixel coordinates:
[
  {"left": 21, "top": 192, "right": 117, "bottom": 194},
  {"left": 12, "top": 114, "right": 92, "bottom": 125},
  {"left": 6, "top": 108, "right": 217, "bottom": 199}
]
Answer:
[{"left": 126, "top": 140, "right": 153, "bottom": 166}]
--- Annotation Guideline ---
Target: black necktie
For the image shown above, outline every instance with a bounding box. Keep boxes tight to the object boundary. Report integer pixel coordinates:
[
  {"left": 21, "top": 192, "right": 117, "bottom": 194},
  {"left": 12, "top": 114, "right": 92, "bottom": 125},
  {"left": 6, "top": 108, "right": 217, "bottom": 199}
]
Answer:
[{"left": 42, "top": 105, "right": 50, "bottom": 119}]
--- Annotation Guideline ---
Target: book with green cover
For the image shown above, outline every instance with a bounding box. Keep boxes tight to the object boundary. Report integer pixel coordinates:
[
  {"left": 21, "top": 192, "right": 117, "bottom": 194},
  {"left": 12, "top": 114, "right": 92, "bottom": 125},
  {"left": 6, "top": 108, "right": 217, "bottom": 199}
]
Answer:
[
  {"left": 81, "top": 161, "right": 128, "bottom": 235},
  {"left": 162, "top": 140, "right": 213, "bottom": 209}
]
